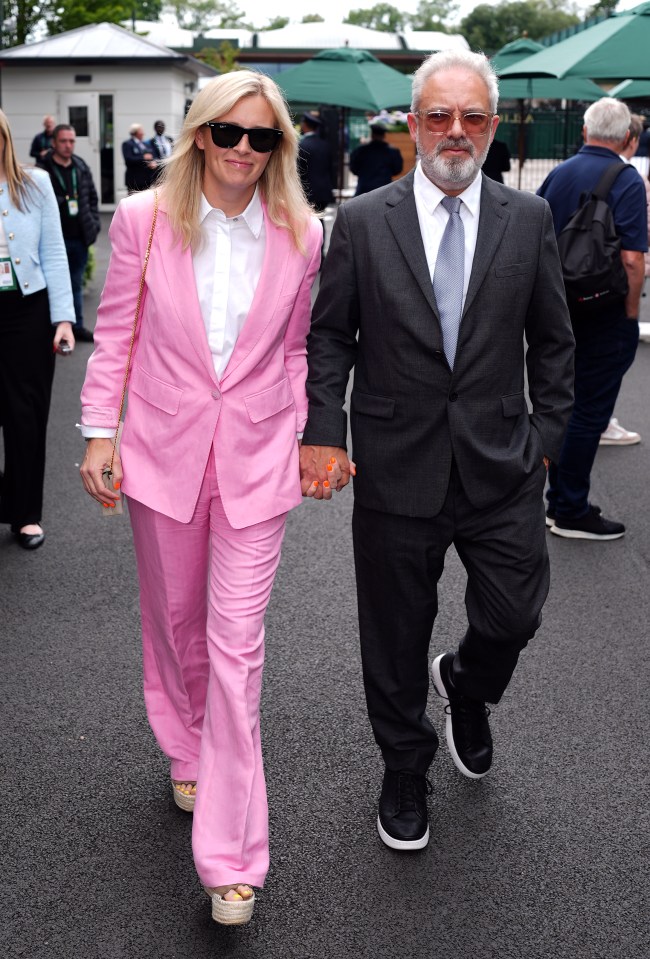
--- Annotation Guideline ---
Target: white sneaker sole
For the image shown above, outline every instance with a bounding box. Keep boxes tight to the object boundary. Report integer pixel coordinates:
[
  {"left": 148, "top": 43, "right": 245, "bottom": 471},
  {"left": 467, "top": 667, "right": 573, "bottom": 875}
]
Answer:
[
  {"left": 377, "top": 816, "right": 429, "bottom": 850},
  {"left": 545, "top": 515, "right": 554, "bottom": 528},
  {"left": 599, "top": 436, "right": 640, "bottom": 445},
  {"left": 549, "top": 525, "right": 625, "bottom": 540},
  {"left": 431, "top": 655, "right": 488, "bottom": 781}
]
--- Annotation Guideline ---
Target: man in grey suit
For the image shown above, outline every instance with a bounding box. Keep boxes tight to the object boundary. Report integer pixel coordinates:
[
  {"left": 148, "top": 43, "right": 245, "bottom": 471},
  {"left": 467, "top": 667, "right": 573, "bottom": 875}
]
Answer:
[{"left": 299, "top": 50, "right": 574, "bottom": 851}]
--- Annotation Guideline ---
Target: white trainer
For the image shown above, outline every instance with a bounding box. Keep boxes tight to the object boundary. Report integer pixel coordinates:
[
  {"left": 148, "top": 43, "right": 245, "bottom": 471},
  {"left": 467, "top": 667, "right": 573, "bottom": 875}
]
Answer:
[{"left": 599, "top": 417, "right": 641, "bottom": 446}]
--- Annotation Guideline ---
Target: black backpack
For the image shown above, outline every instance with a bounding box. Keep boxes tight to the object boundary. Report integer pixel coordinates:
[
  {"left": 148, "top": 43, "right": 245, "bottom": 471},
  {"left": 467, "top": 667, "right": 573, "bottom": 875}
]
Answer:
[{"left": 556, "top": 162, "right": 629, "bottom": 315}]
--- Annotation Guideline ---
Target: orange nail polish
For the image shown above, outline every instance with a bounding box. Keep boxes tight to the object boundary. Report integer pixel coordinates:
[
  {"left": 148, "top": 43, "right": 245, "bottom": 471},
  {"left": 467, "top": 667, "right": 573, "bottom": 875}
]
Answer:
[
  {"left": 330, "top": 457, "right": 336, "bottom": 463},
  {"left": 103, "top": 504, "right": 109, "bottom": 508},
  {"left": 324, "top": 480, "right": 330, "bottom": 488},
  {"left": 314, "top": 480, "right": 319, "bottom": 486},
  {"left": 110, "top": 502, "right": 116, "bottom": 508},
  {"left": 113, "top": 481, "right": 121, "bottom": 490},
  {"left": 327, "top": 464, "right": 333, "bottom": 471}
]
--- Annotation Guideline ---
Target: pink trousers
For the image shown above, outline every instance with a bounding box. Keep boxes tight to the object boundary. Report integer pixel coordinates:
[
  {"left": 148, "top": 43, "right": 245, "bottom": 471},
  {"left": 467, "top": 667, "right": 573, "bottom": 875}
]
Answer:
[{"left": 128, "top": 450, "right": 286, "bottom": 888}]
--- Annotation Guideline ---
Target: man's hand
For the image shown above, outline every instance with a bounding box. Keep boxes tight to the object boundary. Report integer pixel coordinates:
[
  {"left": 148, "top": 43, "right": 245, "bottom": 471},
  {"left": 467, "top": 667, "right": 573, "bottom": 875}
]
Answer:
[{"left": 299, "top": 444, "right": 356, "bottom": 500}]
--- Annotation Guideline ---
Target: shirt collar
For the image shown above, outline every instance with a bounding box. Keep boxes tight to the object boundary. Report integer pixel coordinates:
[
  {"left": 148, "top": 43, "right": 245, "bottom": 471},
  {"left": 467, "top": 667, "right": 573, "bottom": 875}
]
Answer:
[
  {"left": 414, "top": 161, "right": 482, "bottom": 217},
  {"left": 199, "top": 185, "right": 264, "bottom": 237}
]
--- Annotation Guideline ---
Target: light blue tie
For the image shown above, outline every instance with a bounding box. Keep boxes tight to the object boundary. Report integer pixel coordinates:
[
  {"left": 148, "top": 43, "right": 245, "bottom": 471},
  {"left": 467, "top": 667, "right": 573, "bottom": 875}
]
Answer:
[{"left": 433, "top": 195, "right": 464, "bottom": 369}]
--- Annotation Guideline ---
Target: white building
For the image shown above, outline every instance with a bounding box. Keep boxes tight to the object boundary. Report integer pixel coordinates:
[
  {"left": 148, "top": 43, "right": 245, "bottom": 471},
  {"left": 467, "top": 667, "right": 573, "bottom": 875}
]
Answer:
[{"left": 0, "top": 22, "right": 215, "bottom": 209}]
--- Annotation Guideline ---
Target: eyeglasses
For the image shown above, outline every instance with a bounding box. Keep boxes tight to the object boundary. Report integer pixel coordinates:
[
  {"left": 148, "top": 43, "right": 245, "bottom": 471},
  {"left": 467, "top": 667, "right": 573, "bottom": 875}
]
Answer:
[
  {"left": 204, "top": 121, "right": 283, "bottom": 153},
  {"left": 416, "top": 111, "right": 493, "bottom": 136}
]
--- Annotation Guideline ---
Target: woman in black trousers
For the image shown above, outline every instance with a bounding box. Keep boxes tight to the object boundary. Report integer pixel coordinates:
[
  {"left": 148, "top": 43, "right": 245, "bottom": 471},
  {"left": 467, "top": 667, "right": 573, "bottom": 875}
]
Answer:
[{"left": 0, "top": 109, "right": 75, "bottom": 549}]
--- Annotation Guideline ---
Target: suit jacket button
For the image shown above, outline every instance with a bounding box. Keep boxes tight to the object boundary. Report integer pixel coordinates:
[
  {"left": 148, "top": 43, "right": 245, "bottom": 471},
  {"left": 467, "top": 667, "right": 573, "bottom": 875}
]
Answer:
[
  {"left": 434, "top": 350, "right": 443, "bottom": 357},
  {"left": 449, "top": 391, "right": 458, "bottom": 402},
  {"left": 15, "top": 257, "right": 21, "bottom": 264},
  {"left": 211, "top": 390, "right": 220, "bottom": 399},
  {"left": 8, "top": 232, "right": 14, "bottom": 240},
  {"left": 24, "top": 282, "right": 29, "bottom": 288}
]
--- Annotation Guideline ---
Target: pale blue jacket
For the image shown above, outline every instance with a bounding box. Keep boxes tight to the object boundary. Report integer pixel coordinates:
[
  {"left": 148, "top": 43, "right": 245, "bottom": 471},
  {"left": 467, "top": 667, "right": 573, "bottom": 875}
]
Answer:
[{"left": 0, "top": 167, "right": 74, "bottom": 324}]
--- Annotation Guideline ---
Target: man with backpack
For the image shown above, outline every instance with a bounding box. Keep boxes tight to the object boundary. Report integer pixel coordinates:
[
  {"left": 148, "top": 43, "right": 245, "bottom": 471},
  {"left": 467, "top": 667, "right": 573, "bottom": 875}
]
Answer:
[{"left": 538, "top": 98, "right": 647, "bottom": 540}]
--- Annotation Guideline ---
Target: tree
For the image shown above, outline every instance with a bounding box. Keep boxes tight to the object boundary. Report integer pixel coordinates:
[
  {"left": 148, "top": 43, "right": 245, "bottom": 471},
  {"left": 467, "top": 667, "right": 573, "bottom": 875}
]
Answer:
[
  {"left": 587, "top": 0, "right": 618, "bottom": 16},
  {"left": 461, "top": 0, "right": 580, "bottom": 55},
  {"left": 344, "top": 3, "right": 408, "bottom": 32},
  {"left": 408, "top": 0, "right": 459, "bottom": 31},
  {"left": 260, "top": 16, "right": 289, "bottom": 30},
  {"left": 195, "top": 39, "right": 240, "bottom": 72},
  {"left": 301, "top": 13, "right": 324, "bottom": 22},
  {"left": 174, "top": 0, "right": 247, "bottom": 32},
  {"left": 1, "top": 0, "right": 49, "bottom": 46},
  {"left": 47, "top": 0, "right": 163, "bottom": 35}
]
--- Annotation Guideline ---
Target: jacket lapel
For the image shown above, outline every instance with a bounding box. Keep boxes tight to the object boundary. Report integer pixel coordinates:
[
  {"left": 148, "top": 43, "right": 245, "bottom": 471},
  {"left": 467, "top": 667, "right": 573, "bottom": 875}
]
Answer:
[
  {"left": 385, "top": 171, "right": 439, "bottom": 316},
  {"left": 462, "top": 175, "right": 510, "bottom": 318},
  {"left": 151, "top": 206, "right": 219, "bottom": 384}
]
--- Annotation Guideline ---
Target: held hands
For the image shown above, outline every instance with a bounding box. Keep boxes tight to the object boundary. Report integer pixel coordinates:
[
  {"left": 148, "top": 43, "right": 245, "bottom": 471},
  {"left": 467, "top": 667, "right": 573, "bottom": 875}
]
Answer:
[
  {"left": 80, "top": 438, "right": 123, "bottom": 509},
  {"left": 299, "top": 444, "right": 356, "bottom": 501}
]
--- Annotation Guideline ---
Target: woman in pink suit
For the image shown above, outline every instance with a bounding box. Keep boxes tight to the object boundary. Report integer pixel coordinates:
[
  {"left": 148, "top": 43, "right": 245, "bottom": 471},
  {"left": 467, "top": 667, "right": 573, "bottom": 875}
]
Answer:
[{"left": 79, "top": 71, "right": 322, "bottom": 925}]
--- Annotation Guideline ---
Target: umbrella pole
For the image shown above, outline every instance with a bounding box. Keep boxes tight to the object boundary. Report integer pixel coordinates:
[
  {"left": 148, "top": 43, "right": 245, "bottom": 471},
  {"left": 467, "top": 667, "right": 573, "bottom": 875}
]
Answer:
[
  {"left": 338, "top": 107, "right": 347, "bottom": 199},
  {"left": 517, "top": 98, "right": 526, "bottom": 191}
]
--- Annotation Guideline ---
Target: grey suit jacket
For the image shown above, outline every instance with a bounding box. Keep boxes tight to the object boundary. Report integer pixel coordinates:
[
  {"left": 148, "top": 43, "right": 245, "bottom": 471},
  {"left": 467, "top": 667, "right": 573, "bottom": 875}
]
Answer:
[{"left": 302, "top": 170, "right": 575, "bottom": 517}]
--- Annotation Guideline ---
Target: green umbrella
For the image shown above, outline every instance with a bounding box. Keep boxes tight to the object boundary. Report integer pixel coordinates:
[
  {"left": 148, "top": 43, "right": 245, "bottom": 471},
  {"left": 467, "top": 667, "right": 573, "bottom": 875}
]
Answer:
[
  {"left": 491, "top": 37, "right": 544, "bottom": 75},
  {"left": 498, "top": 76, "right": 605, "bottom": 100},
  {"left": 498, "top": 2, "right": 650, "bottom": 80},
  {"left": 609, "top": 78, "right": 650, "bottom": 98},
  {"left": 277, "top": 48, "right": 412, "bottom": 113}
]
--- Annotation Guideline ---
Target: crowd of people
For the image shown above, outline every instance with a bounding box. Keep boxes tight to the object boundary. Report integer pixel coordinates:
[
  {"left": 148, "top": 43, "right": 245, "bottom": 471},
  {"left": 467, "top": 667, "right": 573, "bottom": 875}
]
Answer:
[{"left": 2, "top": 52, "right": 649, "bottom": 931}]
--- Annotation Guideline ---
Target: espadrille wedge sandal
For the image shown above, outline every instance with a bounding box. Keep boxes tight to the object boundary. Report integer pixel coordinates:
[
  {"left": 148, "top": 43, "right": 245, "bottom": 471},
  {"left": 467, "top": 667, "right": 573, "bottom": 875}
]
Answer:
[
  {"left": 204, "top": 885, "right": 255, "bottom": 925},
  {"left": 171, "top": 780, "right": 196, "bottom": 812}
]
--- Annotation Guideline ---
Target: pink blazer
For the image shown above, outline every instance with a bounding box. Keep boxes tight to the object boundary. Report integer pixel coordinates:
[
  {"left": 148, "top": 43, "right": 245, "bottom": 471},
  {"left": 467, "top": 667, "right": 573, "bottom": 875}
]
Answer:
[{"left": 81, "top": 189, "right": 322, "bottom": 528}]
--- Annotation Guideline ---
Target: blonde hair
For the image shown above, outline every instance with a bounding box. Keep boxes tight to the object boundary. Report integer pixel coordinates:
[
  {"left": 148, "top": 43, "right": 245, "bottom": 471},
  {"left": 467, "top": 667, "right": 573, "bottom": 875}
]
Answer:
[
  {"left": 0, "top": 109, "right": 37, "bottom": 211},
  {"left": 160, "top": 71, "right": 312, "bottom": 253}
]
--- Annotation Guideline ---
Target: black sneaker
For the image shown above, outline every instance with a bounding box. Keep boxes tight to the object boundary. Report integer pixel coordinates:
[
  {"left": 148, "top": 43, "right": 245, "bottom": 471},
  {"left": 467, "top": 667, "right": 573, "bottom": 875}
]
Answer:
[
  {"left": 550, "top": 505, "right": 624, "bottom": 540},
  {"left": 546, "top": 503, "right": 600, "bottom": 528},
  {"left": 377, "top": 769, "right": 431, "bottom": 851},
  {"left": 431, "top": 653, "right": 492, "bottom": 779}
]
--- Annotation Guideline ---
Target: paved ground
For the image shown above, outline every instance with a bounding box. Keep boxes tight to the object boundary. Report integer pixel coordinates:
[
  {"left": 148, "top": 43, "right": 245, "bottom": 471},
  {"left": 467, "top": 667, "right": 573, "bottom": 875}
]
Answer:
[{"left": 1, "top": 212, "right": 648, "bottom": 959}]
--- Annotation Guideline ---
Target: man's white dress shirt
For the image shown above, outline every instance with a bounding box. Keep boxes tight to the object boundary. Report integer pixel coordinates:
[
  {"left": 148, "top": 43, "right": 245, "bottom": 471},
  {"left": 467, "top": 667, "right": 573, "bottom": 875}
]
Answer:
[{"left": 412, "top": 162, "right": 482, "bottom": 311}]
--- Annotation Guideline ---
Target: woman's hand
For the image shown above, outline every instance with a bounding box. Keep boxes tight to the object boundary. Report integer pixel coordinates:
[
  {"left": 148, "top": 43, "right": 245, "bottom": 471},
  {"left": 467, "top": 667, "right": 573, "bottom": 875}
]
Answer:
[
  {"left": 80, "top": 438, "right": 123, "bottom": 508},
  {"left": 53, "top": 322, "right": 75, "bottom": 354}
]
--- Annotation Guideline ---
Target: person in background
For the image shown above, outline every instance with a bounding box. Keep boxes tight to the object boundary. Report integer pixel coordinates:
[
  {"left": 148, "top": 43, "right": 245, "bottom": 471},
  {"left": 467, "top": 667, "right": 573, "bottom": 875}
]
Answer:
[
  {"left": 147, "top": 120, "right": 174, "bottom": 183},
  {"left": 79, "top": 71, "right": 321, "bottom": 926},
  {"left": 29, "top": 115, "right": 55, "bottom": 161},
  {"left": 122, "top": 124, "right": 156, "bottom": 193},
  {"left": 599, "top": 113, "right": 646, "bottom": 446},
  {"left": 0, "top": 109, "right": 75, "bottom": 550},
  {"left": 538, "top": 98, "right": 647, "bottom": 540},
  {"left": 38, "top": 124, "right": 100, "bottom": 344},
  {"left": 298, "top": 112, "right": 334, "bottom": 211},
  {"left": 482, "top": 137, "right": 511, "bottom": 184},
  {"left": 350, "top": 122, "right": 403, "bottom": 196}
]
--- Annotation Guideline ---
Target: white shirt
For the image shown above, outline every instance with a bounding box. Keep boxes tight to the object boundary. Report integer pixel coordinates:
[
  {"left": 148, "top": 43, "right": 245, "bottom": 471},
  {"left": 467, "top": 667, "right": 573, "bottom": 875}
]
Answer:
[
  {"left": 78, "top": 187, "right": 266, "bottom": 439},
  {"left": 412, "top": 161, "right": 482, "bottom": 310},
  {"left": 154, "top": 135, "right": 172, "bottom": 159},
  {"left": 193, "top": 188, "right": 265, "bottom": 380}
]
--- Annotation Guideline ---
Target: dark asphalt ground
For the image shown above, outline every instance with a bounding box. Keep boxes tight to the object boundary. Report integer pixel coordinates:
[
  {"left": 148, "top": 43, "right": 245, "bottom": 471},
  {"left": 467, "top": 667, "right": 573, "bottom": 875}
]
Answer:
[{"left": 1, "top": 212, "right": 648, "bottom": 959}]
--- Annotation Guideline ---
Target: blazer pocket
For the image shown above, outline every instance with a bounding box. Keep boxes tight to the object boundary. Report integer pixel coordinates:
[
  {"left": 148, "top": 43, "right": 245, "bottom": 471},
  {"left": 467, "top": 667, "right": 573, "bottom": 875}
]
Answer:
[
  {"left": 501, "top": 391, "right": 526, "bottom": 417},
  {"left": 244, "top": 377, "right": 294, "bottom": 423},
  {"left": 129, "top": 367, "right": 182, "bottom": 415},
  {"left": 351, "top": 390, "right": 395, "bottom": 419},
  {"left": 494, "top": 262, "right": 533, "bottom": 277}
]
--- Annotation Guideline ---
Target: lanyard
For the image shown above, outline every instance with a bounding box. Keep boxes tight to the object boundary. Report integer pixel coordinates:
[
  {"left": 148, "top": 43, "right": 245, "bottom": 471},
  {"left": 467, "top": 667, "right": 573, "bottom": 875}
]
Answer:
[{"left": 53, "top": 163, "right": 78, "bottom": 200}]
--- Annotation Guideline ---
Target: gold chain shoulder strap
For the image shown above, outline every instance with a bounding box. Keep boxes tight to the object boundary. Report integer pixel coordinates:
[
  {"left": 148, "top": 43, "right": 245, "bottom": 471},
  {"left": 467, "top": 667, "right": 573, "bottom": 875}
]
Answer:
[{"left": 109, "top": 190, "right": 159, "bottom": 473}]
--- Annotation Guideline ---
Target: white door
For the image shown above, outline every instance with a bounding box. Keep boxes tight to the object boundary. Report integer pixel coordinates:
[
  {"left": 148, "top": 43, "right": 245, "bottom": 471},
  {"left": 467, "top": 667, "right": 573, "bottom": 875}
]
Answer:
[{"left": 57, "top": 91, "right": 113, "bottom": 211}]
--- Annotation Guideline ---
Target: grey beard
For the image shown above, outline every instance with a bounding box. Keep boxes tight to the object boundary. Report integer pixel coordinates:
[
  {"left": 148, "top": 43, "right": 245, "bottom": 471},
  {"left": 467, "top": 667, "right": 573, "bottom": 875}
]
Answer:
[{"left": 418, "top": 134, "right": 488, "bottom": 189}]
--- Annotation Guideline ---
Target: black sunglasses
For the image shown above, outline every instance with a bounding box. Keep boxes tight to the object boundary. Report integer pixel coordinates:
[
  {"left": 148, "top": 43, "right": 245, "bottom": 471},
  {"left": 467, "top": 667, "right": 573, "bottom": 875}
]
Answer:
[{"left": 204, "top": 122, "right": 283, "bottom": 153}]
